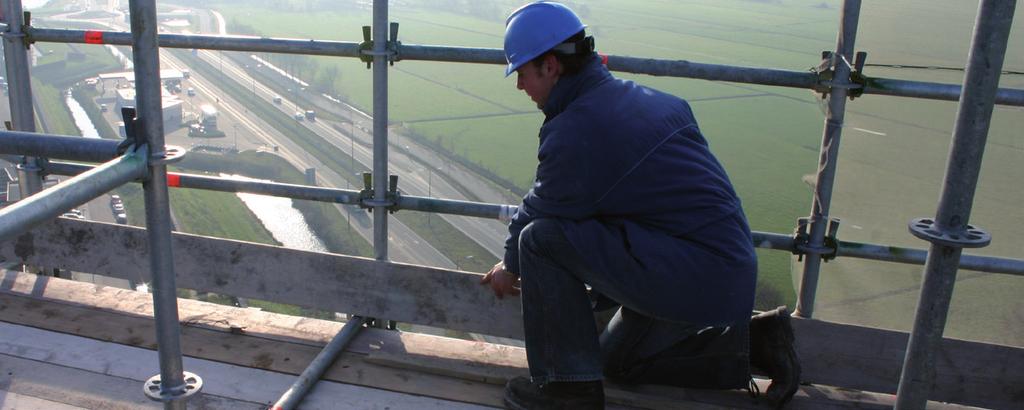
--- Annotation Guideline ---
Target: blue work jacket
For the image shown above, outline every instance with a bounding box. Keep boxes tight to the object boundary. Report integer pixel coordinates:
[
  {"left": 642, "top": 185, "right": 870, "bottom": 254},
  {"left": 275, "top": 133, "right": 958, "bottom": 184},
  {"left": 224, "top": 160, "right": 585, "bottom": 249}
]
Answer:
[{"left": 504, "top": 55, "right": 757, "bottom": 326}]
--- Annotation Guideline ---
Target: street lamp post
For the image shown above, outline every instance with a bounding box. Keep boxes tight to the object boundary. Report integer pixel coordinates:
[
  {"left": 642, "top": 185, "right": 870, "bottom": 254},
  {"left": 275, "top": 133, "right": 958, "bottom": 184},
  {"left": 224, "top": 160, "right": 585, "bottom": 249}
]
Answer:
[
  {"left": 350, "top": 122, "right": 355, "bottom": 173},
  {"left": 427, "top": 167, "right": 432, "bottom": 227}
]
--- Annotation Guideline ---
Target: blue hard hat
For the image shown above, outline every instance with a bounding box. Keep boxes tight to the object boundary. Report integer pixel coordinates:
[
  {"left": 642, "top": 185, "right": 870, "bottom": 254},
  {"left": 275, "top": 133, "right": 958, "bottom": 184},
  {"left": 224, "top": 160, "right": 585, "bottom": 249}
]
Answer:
[{"left": 503, "top": 2, "right": 587, "bottom": 77}]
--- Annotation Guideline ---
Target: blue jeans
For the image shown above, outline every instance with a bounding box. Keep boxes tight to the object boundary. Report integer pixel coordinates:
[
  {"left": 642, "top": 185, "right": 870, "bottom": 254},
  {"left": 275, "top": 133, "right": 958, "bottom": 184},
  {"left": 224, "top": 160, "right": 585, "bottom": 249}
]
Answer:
[{"left": 518, "top": 218, "right": 749, "bottom": 387}]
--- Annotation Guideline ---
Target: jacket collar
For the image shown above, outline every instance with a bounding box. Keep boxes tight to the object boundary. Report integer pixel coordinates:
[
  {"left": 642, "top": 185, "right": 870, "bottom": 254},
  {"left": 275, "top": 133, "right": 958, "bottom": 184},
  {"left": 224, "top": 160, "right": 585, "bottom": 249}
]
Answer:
[{"left": 542, "top": 54, "right": 612, "bottom": 119}]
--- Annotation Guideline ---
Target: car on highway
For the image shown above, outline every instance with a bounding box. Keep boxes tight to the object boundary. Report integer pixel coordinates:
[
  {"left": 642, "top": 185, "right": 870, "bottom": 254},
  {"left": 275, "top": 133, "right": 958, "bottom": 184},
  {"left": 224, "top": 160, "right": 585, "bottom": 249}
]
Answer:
[
  {"left": 273, "top": 95, "right": 282, "bottom": 104},
  {"left": 187, "top": 87, "right": 196, "bottom": 97},
  {"left": 294, "top": 111, "right": 305, "bottom": 121}
]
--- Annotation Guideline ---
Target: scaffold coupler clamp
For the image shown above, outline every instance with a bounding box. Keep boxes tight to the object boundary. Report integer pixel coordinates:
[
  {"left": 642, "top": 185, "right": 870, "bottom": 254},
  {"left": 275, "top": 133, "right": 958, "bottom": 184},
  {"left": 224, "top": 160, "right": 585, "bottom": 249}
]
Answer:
[
  {"left": 386, "top": 174, "right": 401, "bottom": 214},
  {"left": 358, "top": 26, "right": 374, "bottom": 69},
  {"left": 358, "top": 173, "right": 400, "bottom": 213},
  {"left": 811, "top": 51, "right": 835, "bottom": 97},
  {"left": 358, "top": 23, "right": 402, "bottom": 68},
  {"left": 847, "top": 51, "right": 868, "bottom": 100},
  {"left": 21, "top": 12, "right": 33, "bottom": 48},
  {"left": 118, "top": 107, "right": 143, "bottom": 156},
  {"left": 358, "top": 171, "right": 375, "bottom": 210},
  {"left": 812, "top": 50, "right": 865, "bottom": 99},
  {"left": 908, "top": 218, "right": 991, "bottom": 249},
  {"left": 143, "top": 371, "right": 202, "bottom": 404},
  {"left": 388, "top": 22, "right": 402, "bottom": 66},
  {"left": 792, "top": 217, "right": 841, "bottom": 262},
  {"left": 119, "top": 107, "right": 185, "bottom": 169},
  {"left": 1, "top": 11, "right": 32, "bottom": 49}
]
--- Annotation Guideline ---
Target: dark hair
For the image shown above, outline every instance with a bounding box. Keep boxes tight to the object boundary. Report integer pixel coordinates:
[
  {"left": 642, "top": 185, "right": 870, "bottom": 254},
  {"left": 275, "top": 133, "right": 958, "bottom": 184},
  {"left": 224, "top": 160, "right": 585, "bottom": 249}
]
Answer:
[{"left": 530, "top": 30, "right": 594, "bottom": 76}]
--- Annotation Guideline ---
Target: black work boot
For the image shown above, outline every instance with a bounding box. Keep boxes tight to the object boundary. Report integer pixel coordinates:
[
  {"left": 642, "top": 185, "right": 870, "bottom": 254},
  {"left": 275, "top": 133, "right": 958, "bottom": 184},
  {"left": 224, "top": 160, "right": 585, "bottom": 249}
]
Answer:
[
  {"left": 503, "top": 376, "right": 605, "bottom": 410},
  {"left": 749, "top": 306, "right": 801, "bottom": 409}
]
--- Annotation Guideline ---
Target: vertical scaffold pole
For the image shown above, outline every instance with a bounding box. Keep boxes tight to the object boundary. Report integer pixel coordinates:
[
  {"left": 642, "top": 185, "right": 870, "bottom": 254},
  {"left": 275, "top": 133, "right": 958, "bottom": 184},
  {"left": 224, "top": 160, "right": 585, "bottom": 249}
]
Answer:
[
  {"left": 128, "top": 1, "right": 201, "bottom": 409},
  {"left": 371, "top": 0, "right": 388, "bottom": 261},
  {"left": 368, "top": 0, "right": 392, "bottom": 330},
  {"left": 895, "top": 0, "right": 1015, "bottom": 408},
  {"left": 794, "top": 0, "right": 861, "bottom": 318},
  {"left": 2, "top": 0, "right": 44, "bottom": 200}
]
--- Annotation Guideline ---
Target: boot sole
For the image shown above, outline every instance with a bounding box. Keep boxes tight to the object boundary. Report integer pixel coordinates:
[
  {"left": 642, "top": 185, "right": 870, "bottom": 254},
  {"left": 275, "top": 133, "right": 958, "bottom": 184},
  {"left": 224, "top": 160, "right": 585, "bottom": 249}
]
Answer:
[{"left": 503, "top": 395, "right": 529, "bottom": 410}]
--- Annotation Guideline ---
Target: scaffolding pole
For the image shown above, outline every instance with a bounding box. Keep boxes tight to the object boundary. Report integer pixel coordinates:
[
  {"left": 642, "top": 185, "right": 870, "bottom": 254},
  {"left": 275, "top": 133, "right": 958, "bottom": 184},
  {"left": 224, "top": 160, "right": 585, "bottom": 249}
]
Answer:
[
  {"left": 865, "top": 76, "right": 1024, "bottom": 106},
  {"left": 42, "top": 162, "right": 1024, "bottom": 277},
  {"left": 2, "top": 0, "right": 43, "bottom": 200},
  {"left": 833, "top": 240, "right": 1024, "bottom": 276},
  {"left": 270, "top": 317, "right": 368, "bottom": 410},
  {"left": 0, "top": 130, "right": 122, "bottom": 162},
  {"left": 371, "top": 0, "right": 389, "bottom": 262},
  {"left": 127, "top": 1, "right": 200, "bottom": 408},
  {"left": 795, "top": 0, "right": 861, "bottom": 319},
  {"left": 366, "top": 0, "right": 394, "bottom": 330},
  {"left": 895, "top": 0, "right": 1016, "bottom": 408},
  {"left": 0, "top": 151, "right": 146, "bottom": 242},
  {"left": 26, "top": 28, "right": 1024, "bottom": 107}
]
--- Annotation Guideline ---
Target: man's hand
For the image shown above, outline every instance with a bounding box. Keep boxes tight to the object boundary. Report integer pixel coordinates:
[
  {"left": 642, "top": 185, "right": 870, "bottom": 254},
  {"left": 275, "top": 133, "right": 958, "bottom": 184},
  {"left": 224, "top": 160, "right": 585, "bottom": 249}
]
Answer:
[{"left": 481, "top": 261, "right": 521, "bottom": 299}]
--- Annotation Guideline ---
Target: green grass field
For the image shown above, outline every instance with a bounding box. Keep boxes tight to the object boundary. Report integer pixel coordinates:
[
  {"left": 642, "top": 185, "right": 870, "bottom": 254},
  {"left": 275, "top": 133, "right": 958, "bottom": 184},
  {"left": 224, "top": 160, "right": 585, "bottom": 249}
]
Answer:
[
  {"left": 113, "top": 173, "right": 280, "bottom": 245},
  {"left": 30, "top": 79, "right": 77, "bottom": 135}
]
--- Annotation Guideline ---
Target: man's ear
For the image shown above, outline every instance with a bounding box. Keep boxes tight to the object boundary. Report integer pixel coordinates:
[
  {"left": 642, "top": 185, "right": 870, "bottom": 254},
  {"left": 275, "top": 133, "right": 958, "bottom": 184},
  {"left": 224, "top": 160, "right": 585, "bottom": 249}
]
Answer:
[{"left": 541, "top": 53, "right": 562, "bottom": 77}]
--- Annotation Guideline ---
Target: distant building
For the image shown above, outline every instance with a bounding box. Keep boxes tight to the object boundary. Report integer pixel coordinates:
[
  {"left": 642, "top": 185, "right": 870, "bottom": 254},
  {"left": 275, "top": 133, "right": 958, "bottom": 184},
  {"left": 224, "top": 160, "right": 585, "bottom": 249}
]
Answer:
[
  {"left": 98, "top": 69, "right": 185, "bottom": 84},
  {"left": 113, "top": 88, "right": 184, "bottom": 132},
  {"left": 159, "top": 9, "right": 194, "bottom": 19}
]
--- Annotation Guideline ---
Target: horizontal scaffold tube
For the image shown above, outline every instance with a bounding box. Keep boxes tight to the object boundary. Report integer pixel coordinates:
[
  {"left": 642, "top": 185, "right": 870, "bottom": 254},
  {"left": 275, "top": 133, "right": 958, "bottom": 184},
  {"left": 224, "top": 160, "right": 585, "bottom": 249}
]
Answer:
[
  {"left": 865, "top": 77, "right": 1024, "bottom": 107},
  {"left": 0, "top": 130, "right": 123, "bottom": 162},
  {"left": 0, "top": 151, "right": 147, "bottom": 243},
  {"left": 48, "top": 163, "right": 512, "bottom": 219},
  {"left": 43, "top": 161, "right": 1024, "bottom": 277},
  {"left": 170, "top": 172, "right": 362, "bottom": 205},
  {"left": 27, "top": 28, "right": 1024, "bottom": 107},
  {"left": 837, "top": 240, "right": 1024, "bottom": 276}
]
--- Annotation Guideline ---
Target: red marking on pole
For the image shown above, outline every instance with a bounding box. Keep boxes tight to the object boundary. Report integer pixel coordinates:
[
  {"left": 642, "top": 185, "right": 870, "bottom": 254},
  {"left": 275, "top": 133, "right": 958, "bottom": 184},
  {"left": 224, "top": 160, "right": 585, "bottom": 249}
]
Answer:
[
  {"left": 167, "top": 173, "right": 181, "bottom": 187},
  {"left": 84, "top": 31, "right": 104, "bottom": 45},
  {"left": 600, "top": 53, "right": 608, "bottom": 65},
  {"left": 270, "top": 406, "right": 283, "bottom": 410}
]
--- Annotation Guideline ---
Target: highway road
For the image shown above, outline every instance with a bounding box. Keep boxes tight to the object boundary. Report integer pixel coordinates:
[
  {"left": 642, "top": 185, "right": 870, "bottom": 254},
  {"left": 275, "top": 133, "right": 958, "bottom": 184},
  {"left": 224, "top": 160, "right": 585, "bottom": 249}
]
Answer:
[
  {"left": 200, "top": 10, "right": 511, "bottom": 260},
  {"left": 168, "top": 55, "right": 462, "bottom": 267},
  {"left": 58, "top": 5, "right": 460, "bottom": 268}
]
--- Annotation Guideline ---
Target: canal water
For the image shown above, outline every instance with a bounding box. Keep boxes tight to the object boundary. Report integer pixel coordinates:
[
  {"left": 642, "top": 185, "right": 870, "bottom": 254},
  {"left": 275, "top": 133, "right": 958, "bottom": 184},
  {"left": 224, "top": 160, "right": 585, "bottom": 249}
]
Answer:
[
  {"left": 221, "top": 174, "right": 328, "bottom": 252},
  {"left": 65, "top": 90, "right": 100, "bottom": 139}
]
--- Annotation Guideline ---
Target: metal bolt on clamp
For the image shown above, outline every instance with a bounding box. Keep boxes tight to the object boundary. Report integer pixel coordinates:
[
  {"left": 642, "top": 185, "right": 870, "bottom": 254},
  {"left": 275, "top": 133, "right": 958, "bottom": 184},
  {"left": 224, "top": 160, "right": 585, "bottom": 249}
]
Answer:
[
  {"left": 908, "top": 217, "right": 991, "bottom": 248},
  {"left": 143, "top": 371, "right": 202, "bottom": 402}
]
